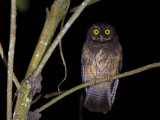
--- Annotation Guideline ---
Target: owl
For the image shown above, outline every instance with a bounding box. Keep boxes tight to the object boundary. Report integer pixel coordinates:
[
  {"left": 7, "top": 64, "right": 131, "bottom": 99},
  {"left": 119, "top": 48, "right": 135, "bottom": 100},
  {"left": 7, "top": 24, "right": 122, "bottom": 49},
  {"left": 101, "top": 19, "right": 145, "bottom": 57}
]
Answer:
[{"left": 81, "top": 23, "right": 122, "bottom": 114}]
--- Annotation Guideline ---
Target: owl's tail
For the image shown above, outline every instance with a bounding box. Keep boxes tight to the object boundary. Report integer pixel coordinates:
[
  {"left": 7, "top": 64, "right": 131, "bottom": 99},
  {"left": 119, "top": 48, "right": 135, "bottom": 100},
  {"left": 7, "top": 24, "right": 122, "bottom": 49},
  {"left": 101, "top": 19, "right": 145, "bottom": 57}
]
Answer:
[
  {"left": 83, "top": 87, "right": 111, "bottom": 114},
  {"left": 83, "top": 80, "right": 119, "bottom": 114}
]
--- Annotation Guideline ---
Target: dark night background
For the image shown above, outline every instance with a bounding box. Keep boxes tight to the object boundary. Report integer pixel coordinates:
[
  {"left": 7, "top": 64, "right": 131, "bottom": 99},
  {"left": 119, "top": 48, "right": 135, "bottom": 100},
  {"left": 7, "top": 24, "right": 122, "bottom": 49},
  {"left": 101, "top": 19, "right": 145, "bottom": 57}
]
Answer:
[{"left": 0, "top": 0, "right": 160, "bottom": 120}]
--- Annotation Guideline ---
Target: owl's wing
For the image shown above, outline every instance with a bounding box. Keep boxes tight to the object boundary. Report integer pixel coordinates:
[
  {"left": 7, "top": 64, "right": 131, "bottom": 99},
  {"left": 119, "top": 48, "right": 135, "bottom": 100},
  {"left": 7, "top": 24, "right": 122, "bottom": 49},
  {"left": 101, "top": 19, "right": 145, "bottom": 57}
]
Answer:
[
  {"left": 81, "top": 57, "right": 85, "bottom": 83},
  {"left": 81, "top": 56, "right": 90, "bottom": 93},
  {"left": 81, "top": 47, "right": 92, "bottom": 84},
  {"left": 111, "top": 79, "right": 119, "bottom": 104},
  {"left": 111, "top": 56, "right": 122, "bottom": 104},
  {"left": 118, "top": 58, "right": 123, "bottom": 73}
]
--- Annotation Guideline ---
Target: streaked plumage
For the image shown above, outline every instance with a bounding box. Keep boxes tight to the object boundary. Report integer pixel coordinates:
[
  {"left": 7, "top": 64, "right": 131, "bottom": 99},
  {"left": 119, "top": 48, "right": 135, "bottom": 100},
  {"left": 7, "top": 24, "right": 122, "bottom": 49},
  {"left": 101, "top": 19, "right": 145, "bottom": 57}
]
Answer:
[{"left": 81, "top": 23, "right": 122, "bottom": 113}]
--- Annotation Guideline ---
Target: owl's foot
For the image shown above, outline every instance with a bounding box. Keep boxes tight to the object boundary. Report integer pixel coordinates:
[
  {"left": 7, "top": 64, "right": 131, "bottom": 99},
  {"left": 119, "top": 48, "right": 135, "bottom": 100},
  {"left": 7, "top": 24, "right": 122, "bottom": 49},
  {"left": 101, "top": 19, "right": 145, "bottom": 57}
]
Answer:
[
  {"left": 93, "top": 78, "right": 97, "bottom": 84},
  {"left": 90, "top": 78, "right": 98, "bottom": 85},
  {"left": 106, "top": 75, "right": 112, "bottom": 82}
]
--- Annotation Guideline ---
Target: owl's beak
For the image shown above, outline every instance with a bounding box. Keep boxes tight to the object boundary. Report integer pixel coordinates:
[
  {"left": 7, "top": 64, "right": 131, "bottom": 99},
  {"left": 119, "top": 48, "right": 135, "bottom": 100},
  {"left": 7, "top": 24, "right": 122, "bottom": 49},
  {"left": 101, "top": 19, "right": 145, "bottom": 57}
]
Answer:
[{"left": 100, "top": 36, "right": 103, "bottom": 41}]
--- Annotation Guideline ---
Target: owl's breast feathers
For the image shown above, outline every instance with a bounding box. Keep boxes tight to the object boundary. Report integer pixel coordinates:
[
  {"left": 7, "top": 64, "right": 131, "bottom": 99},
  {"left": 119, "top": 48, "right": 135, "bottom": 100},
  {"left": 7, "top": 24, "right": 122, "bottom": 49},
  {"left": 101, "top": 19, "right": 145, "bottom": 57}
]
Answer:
[
  {"left": 81, "top": 43, "right": 122, "bottom": 113},
  {"left": 82, "top": 44, "right": 122, "bottom": 84}
]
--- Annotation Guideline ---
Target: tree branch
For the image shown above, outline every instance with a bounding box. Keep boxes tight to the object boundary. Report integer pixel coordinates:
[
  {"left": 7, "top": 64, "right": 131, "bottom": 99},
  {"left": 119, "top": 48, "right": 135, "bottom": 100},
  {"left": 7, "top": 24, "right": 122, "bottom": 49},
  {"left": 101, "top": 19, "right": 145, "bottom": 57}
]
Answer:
[
  {"left": 13, "top": 1, "right": 70, "bottom": 120},
  {"left": 7, "top": 0, "right": 17, "bottom": 119},
  {"left": 0, "top": 43, "right": 20, "bottom": 89},
  {"left": 44, "top": 91, "right": 65, "bottom": 99},
  {"left": 34, "top": 0, "right": 93, "bottom": 77},
  {"left": 70, "top": 0, "right": 101, "bottom": 12},
  {"left": 25, "top": 0, "right": 70, "bottom": 79},
  {"left": 31, "top": 94, "right": 43, "bottom": 105},
  {"left": 39, "top": 62, "right": 160, "bottom": 112},
  {"left": 58, "top": 0, "right": 70, "bottom": 91}
]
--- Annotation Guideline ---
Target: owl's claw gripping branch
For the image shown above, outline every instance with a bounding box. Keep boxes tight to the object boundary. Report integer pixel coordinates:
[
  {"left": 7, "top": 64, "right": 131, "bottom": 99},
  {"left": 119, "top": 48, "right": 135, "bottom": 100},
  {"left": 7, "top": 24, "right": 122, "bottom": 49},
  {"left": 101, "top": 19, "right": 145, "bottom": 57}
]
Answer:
[
  {"left": 106, "top": 75, "right": 113, "bottom": 82},
  {"left": 92, "top": 78, "right": 97, "bottom": 84}
]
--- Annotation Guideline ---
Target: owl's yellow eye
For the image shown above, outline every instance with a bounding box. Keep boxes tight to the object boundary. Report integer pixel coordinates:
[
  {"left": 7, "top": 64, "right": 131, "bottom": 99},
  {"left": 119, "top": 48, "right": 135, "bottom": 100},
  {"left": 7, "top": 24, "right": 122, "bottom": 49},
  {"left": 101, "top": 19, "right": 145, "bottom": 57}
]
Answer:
[
  {"left": 93, "top": 29, "right": 99, "bottom": 35},
  {"left": 105, "top": 29, "right": 110, "bottom": 35}
]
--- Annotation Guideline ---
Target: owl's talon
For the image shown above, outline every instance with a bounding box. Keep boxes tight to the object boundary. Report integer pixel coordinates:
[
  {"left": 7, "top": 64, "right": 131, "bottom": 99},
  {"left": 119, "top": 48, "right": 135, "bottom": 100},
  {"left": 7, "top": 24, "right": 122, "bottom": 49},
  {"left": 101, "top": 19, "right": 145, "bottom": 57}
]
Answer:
[
  {"left": 106, "top": 75, "right": 111, "bottom": 82},
  {"left": 92, "top": 78, "right": 97, "bottom": 84}
]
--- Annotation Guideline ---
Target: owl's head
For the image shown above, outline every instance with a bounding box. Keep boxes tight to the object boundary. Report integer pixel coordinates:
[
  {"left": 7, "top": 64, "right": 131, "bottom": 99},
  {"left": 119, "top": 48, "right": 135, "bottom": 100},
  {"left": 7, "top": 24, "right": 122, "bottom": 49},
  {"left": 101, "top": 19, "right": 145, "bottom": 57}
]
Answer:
[{"left": 87, "top": 23, "right": 117, "bottom": 42}]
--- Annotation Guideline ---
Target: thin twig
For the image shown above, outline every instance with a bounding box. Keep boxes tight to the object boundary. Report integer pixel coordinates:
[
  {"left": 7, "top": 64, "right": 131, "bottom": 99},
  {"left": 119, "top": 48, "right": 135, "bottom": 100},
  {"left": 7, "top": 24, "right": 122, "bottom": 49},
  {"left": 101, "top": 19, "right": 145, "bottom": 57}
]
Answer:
[
  {"left": 7, "top": 0, "right": 17, "bottom": 119},
  {"left": 39, "top": 62, "right": 160, "bottom": 112},
  {"left": 34, "top": 0, "right": 93, "bottom": 77},
  {"left": 70, "top": 0, "right": 101, "bottom": 12},
  {"left": 0, "top": 43, "right": 4, "bottom": 58},
  {"left": 44, "top": 91, "right": 65, "bottom": 99},
  {"left": 58, "top": 0, "right": 70, "bottom": 92},
  {"left": 0, "top": 43, "right": 20, "bottom": 89},
  {"left": 31, "top": 94, "right": 43, "bottom": 105}
]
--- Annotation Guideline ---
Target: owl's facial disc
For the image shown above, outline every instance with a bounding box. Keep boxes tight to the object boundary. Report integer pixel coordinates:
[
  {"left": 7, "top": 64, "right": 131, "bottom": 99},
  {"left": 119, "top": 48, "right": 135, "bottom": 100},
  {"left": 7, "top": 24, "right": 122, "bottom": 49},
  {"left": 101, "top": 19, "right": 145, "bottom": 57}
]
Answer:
[{"left": 87, "top": 23, "right": 117, "bottom": 43}]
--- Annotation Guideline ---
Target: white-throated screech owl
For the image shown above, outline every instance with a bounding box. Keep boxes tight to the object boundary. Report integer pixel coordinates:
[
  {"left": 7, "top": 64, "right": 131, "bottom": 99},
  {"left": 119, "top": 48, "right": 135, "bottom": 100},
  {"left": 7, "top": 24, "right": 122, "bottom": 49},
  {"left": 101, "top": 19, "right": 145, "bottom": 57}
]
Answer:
[{"left": 81, "top": 23, "right": 122, "bottom": 114}]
